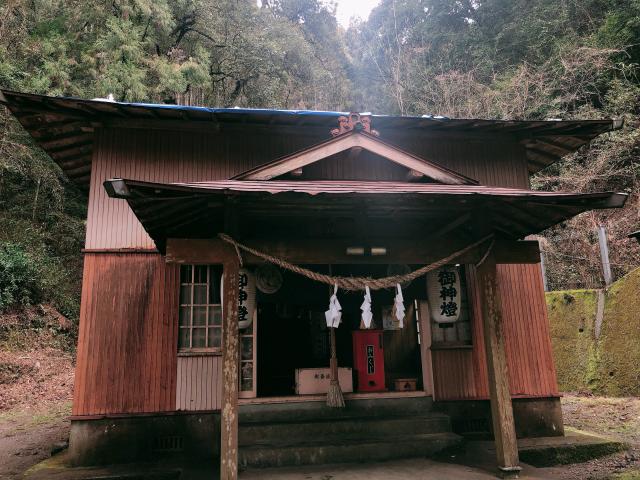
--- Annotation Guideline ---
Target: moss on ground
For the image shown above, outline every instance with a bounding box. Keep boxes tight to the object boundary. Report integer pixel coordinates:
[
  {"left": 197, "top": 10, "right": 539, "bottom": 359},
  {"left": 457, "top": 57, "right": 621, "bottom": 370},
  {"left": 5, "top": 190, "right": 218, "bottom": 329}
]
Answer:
[
  {"left": 611, "top": 470, "right": 640, "bottom": 480},
  {"left": 520, "top": 440, "right": 627, "bottom": 467},
  {"left": 546, "top": 268, "right": 640, "bottom": 396}
]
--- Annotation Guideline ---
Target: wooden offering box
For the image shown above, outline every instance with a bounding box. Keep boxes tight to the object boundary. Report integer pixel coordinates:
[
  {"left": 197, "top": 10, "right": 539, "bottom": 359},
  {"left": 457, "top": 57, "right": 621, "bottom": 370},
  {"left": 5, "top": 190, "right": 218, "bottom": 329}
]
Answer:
[{"left": 295, "top": 368, "right": 353, "bottom": 395}]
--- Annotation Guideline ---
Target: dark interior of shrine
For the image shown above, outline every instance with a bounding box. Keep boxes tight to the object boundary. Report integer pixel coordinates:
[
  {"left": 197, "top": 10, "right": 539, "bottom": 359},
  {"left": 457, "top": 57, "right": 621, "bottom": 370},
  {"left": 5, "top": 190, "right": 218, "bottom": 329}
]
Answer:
[{"left": 255, "top": 265, "right": 425, "bottom": 397}]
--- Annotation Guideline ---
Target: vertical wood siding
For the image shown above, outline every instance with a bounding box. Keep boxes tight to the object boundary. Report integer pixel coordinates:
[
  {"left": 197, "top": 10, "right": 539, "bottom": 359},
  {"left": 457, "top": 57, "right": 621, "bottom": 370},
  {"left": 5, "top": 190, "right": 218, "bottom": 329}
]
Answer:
[
  {"left": 72, "top": 253, "right": 179, "bottom": 415},
  {"left": 85, "top": 128, "right": 528, "bottom": 250},
  {"left": 77, "top": 126, "right": 558, "bottom": 413},
  {"left": 176, "top": 356, "right": 222, "bottom": 411},
  {"left": 431, "top": 263, "right": 559, "bottom": 400}
]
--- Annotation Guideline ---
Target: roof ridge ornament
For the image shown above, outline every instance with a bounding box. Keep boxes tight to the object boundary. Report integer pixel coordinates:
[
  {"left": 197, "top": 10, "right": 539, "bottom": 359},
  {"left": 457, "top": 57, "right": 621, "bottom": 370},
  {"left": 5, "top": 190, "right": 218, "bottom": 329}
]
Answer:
[{"left": 331, "top": 112, "right": 379, "bottom": 137}]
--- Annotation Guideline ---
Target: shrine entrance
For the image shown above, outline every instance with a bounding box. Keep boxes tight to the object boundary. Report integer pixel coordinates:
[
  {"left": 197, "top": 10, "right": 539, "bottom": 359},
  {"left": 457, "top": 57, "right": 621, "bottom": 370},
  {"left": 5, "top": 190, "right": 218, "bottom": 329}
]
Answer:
[{"left": 242, "top": 264, "right": 428, "bottom": 401}]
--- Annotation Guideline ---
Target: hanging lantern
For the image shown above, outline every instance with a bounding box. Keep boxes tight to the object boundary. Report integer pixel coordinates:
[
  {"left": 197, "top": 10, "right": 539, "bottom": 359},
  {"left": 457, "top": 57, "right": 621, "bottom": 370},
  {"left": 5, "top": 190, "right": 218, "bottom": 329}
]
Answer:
[
  {"left": 238, "top": 268, "right": 257, "bottom": 329},
  {"left": 427, "top": 266, "right": 461, "bottom": 324}
]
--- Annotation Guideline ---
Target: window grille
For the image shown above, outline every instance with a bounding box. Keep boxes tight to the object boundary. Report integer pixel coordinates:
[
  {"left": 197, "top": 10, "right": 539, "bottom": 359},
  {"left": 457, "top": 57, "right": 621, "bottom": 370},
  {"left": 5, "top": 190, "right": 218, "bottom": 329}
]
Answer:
[{"left": 178, "top": 265, "right": 223, "bottom": 351}]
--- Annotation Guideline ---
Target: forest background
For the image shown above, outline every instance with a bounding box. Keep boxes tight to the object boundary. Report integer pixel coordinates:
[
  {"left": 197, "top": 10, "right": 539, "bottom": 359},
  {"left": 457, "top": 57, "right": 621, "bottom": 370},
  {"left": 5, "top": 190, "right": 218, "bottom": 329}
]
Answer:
[{"left": 0, "top": 0, "right": 639, "bottom": 325}]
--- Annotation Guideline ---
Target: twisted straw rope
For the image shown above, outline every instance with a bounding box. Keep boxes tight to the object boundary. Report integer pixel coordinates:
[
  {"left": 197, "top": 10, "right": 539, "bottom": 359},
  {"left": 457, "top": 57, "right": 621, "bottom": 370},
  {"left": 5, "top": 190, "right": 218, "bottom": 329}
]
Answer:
[{"left": 218, "top": 233, "right": 494, "bottom": 291}]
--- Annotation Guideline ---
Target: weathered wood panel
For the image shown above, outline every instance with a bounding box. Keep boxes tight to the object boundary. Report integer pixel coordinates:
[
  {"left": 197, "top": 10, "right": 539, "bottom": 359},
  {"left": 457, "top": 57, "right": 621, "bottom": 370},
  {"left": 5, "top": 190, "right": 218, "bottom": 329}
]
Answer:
[
  {"left": 432, "top": 263, "right": 559, "bottom": 400},
  {"left": 80, "top": 126, "right": 558, "bottom": 408},
  {"left": 85, "top": 128, "right": 529, "bottom": 250},
  {"left": 72, "top": 253, "right": 179, "bottom": 416},
  {"left": 176, "top": 356, "right": 222, "bottom": 411},
  {"left": 85, "top": 128, "right": 322, "bottom": 250}
]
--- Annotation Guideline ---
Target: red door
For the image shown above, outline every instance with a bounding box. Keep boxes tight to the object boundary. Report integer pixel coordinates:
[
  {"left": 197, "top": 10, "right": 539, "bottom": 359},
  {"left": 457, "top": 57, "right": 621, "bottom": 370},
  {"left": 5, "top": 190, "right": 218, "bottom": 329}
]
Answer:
[{"left": 352, "top": 330, "right": 386, "bottom": 392}]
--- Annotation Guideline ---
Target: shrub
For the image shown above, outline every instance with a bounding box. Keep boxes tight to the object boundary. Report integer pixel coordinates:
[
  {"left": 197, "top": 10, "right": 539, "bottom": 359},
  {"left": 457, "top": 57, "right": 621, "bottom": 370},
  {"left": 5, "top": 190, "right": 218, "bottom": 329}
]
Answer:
[{"left": 0, "top": 243, "right": 44, "bottom": 311}]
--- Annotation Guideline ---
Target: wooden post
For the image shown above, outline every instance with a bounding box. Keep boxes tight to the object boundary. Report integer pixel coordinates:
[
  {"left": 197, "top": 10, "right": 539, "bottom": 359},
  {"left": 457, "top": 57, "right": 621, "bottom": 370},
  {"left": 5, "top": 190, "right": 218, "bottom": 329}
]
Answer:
[
  {"left": 597, "top": 225, "right": 613, "bottom": 286},
  {"left": 417, "top": 300, "right": 434, "bottom": 396},
  {"left": 539, "top": 249, "right": 549, "bottom": 292},
  {"left": 476, "top": 251, "right": 521, "bottom": 478},
  {"left": 221, "top": 256, "right": 240, "bottom": 480}
]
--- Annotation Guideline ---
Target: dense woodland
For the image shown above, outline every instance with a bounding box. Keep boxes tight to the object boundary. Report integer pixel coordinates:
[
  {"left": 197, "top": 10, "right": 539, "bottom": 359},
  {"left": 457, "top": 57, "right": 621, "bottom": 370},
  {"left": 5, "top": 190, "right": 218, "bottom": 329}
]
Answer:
[{"left": 0, "top": 0, "right": 639, "bottom": 321}]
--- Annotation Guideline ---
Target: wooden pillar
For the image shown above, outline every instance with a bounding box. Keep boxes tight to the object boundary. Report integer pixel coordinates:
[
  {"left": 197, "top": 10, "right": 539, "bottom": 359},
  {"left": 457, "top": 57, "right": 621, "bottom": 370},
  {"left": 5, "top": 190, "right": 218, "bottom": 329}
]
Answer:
[
  {"left": 476, "top": 250, "right": 521, "bottom": 478},
  {"left": 220, "top": 256, "right": 240, "bottom": 480}
]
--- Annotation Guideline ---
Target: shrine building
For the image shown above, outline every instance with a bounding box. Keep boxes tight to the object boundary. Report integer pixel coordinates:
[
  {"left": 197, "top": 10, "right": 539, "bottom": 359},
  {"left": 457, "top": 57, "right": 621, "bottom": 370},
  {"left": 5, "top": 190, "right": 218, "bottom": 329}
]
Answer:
[{"left": 0, "top": 89, "right": 627, "bottom": 479}]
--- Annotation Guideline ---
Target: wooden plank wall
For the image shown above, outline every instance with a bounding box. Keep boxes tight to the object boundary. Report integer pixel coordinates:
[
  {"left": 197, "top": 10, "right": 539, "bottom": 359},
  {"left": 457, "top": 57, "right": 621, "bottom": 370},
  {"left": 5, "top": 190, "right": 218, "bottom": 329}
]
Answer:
[
  {"left": 431, "top": 263, "right": 559, "bottom": 400},
  {"left": 72, "top": 253, "right": 179, "bottom": 415},
  {"left": 75, "top": 125, "right": 559, "bottom": 414},
  {"left": 85, "top": 128, "right": 528, "bottom": 250},
  {"left": 176, "top": 356, "right": 222, "bottom": 411}
]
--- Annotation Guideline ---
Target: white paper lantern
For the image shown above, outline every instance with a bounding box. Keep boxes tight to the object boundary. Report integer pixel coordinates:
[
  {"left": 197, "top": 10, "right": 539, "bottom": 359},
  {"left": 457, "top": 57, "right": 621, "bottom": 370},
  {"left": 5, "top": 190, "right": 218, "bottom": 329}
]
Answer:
[
  {"left": 221, "top": 269, "right": 257, "bottom": 329},
  {"left": 427, "top": 266, "right": 461, "bottom": 324},
  {"left": 238, "top": 268, "right": 257, "bottom": 329}
]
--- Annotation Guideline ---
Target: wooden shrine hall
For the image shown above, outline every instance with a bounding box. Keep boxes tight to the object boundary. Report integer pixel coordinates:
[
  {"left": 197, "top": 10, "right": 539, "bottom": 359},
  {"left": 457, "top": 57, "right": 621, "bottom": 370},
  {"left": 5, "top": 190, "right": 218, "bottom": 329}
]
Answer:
[{"left": 0, "top": 89, "right": 628, "bottom": 479}]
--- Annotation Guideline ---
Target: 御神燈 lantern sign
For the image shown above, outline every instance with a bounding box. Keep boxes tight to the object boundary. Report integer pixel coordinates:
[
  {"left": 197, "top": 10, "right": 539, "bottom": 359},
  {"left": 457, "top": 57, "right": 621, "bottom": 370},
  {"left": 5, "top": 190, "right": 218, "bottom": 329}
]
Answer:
[
  {"left": 238, "top": 268, "right": 256, "bottom": 329},
  {"left": 427, "top": 266, "right": 461, "bottom": 324}
]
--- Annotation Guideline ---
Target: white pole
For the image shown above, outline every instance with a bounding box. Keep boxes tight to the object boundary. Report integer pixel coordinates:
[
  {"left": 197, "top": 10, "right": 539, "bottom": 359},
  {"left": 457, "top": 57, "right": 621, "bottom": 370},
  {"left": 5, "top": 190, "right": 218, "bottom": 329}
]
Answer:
[{"left": 597, "top": 225, "right": 613, "bottom": 286}]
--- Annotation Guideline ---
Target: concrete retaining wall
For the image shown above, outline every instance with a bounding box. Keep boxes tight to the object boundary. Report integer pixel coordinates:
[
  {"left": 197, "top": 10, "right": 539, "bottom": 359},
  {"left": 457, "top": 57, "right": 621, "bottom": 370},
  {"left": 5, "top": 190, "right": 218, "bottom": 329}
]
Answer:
[{"left": 547, "top": 267, "right": 640, "bottom": 396}]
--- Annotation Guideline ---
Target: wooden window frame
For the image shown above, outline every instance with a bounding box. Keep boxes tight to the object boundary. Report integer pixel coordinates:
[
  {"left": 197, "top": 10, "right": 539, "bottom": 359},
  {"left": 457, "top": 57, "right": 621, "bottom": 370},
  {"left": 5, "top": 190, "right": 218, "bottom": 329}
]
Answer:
[{"left": 178, "top": 264, "right": 223, "bottom": 353}]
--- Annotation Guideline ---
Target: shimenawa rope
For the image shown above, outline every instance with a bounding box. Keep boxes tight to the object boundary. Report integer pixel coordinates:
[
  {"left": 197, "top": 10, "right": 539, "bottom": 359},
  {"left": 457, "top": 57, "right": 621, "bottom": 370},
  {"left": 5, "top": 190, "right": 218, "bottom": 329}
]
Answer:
[{"left": 218, "top": 233, "right": 495, "bottom": 291}]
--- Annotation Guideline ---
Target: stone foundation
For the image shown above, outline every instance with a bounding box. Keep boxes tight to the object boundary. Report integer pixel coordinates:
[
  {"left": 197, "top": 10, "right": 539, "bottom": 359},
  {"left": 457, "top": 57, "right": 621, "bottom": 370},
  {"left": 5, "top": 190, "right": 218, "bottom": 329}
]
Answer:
[
  {"left": 68, "top": 412, "right": 220, "bottom": 466},
  {"left": 434, "top": 396, "right": 564, "bottom": 438}
]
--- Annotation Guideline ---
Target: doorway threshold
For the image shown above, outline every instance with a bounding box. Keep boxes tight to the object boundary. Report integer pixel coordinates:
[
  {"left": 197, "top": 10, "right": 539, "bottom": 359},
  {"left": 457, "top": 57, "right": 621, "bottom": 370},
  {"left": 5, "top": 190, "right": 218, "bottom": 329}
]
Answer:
[{"left": 239, "top": 390, "right": 428, "bottom": 405}]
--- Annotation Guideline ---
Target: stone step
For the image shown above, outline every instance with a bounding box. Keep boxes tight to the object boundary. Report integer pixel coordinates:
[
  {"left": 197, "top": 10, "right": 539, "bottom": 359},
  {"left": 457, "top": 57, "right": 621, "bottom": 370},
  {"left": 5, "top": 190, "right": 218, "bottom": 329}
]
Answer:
[
  {"left": 239, "top": 432, "right": 463, "bottom": 469},
  {"left": 239, "top": 414, "right": 451, "bottom": 446},
  {"left": 239, "top": 395, "right": 434, "bottom": 424}
]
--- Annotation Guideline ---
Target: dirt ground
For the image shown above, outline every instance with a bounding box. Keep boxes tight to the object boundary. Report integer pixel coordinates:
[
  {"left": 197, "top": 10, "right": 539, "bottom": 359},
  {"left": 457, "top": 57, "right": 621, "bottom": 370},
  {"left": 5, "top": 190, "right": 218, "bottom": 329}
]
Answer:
[
  {"left": 1, "top": 342, "right": 639, "bottom": 480},
  {"left": 544, "top": 395, "right": 640, "bottom": 480},
  {"left": 0, "top": 314, "right": 74, "bottom": 480},
  {"left": 0, "top": 405, "right": 71, "bottom": 480}
]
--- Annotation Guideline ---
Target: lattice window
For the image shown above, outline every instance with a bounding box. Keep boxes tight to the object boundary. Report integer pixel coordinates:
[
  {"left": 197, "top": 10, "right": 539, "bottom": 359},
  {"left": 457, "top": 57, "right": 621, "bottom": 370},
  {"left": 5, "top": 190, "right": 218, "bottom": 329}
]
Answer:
[{"left": 178, "top": 265, "right": 223, "bottom": 351}]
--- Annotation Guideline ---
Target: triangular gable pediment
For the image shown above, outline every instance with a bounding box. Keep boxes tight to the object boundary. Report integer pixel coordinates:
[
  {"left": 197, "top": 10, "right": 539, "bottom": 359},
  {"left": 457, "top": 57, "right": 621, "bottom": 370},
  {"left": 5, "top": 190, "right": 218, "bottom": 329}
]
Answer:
[{"left": 232, "top": 132, "right": 478, "bottom": 185}]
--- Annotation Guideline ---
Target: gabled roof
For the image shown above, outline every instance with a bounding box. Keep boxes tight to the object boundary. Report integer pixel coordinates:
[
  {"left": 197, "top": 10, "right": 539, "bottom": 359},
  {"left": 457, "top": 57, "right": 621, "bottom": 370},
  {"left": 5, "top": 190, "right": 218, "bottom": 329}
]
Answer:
[
  {"left": 232, "top": 131, "right": 477, "bottom": 185},
  {"left": 0, "top": 89, "right": 624, "bottom": 187}
]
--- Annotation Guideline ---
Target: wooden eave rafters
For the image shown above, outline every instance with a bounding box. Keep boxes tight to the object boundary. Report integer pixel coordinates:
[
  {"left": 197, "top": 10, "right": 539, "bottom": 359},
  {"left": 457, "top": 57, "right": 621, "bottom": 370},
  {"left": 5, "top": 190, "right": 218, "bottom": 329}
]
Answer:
[
  {"left": 232, "top": 131, "right": 478, "bottom": 185},
  {"left": 0, "top": 89, "right": 624, "bottom": 189},
  {"left": 102, "top": 178, "right": 627, "bottom": 252}
]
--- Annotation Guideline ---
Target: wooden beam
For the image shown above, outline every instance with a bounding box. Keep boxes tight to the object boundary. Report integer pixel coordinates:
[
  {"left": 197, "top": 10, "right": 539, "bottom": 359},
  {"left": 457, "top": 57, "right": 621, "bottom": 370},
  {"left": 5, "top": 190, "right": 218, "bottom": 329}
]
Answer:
[
  {"left": 165, "top": 237, "right": 540, "bottom": 265},
  {"left": 234, "top": 132, "right": 476, "bottom": 185},
  {"left": 476, "top": 247, "right": 521, "bottom": 478},
  {"left": 221, "top": 253, "right": 240, "bottom": 480}
]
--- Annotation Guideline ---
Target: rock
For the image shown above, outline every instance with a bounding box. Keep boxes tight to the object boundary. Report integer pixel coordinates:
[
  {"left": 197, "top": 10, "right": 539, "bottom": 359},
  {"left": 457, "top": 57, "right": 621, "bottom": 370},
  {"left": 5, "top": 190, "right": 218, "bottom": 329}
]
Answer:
[{"left": 51, "top": 440, "right": 68, "bottom": 456}]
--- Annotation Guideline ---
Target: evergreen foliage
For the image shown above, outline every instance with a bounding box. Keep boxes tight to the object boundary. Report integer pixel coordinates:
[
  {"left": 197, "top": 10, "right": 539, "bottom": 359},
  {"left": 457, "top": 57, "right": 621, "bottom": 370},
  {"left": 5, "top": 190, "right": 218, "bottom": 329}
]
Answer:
[{"left": 0, "top": 0, "right": 638, "bottom": 315}]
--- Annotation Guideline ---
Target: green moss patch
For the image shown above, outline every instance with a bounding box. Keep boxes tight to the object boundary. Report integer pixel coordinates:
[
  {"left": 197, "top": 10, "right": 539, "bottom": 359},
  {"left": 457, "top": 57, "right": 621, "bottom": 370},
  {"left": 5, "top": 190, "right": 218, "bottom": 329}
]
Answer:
[
  {"left": 546, "top": 268, "right": 640, "bottom": 396},
  {"left": 519, "top": 428, "right": 628, "bottom": 467},
  {"left": 520, "top": 440, "right": 627, "bottom": 467},
  {"left": 546, "top": 289, "right": 598, "bottom": 392}
]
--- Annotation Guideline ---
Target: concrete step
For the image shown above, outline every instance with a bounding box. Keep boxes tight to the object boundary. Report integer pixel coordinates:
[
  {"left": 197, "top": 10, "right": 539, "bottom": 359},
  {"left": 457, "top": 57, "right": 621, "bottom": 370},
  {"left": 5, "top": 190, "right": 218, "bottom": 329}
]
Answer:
[
  {"left": 239, "top": 431, "right": 463, "bottom": 468},
  {"left": 239, "top": 414, "right": 451, "bottom": 446},
  {"left": 239, "top": 396, "right": 434, "bottom": 423}
]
